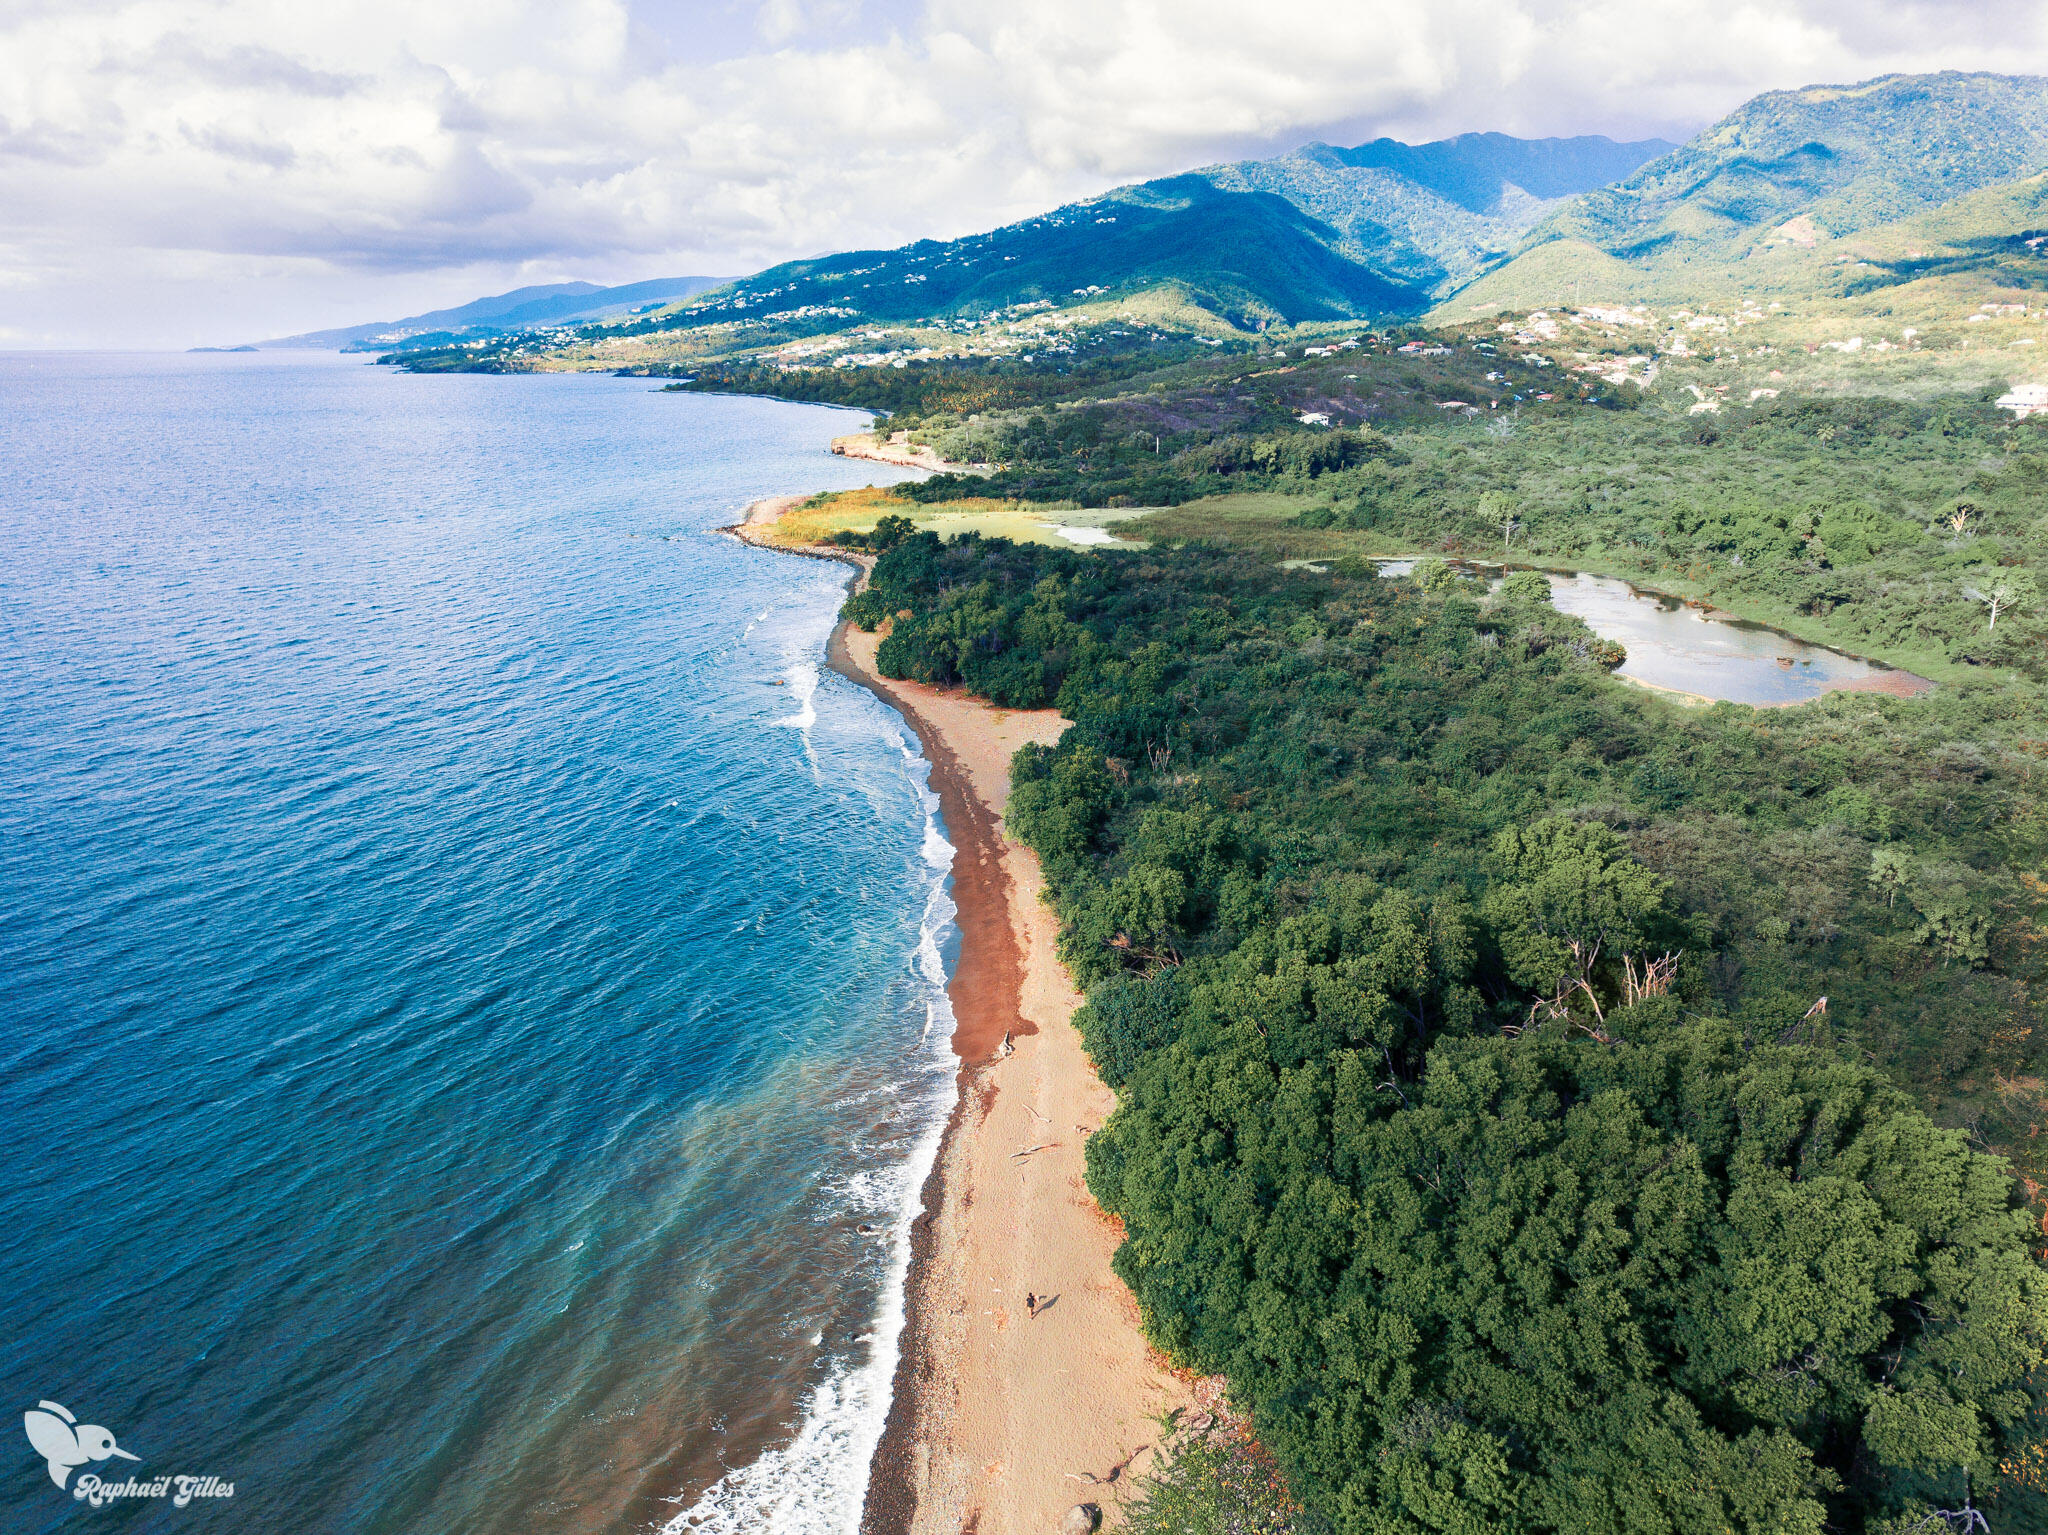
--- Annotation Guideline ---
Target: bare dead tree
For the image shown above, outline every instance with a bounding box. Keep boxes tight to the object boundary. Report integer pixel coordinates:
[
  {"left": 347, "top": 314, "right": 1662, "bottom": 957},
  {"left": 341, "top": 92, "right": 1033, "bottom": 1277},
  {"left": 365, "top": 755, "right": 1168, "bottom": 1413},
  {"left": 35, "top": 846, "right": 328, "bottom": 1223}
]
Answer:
[{"left": 1622, "top": 951, "right": 1682, "bottom": 1005}]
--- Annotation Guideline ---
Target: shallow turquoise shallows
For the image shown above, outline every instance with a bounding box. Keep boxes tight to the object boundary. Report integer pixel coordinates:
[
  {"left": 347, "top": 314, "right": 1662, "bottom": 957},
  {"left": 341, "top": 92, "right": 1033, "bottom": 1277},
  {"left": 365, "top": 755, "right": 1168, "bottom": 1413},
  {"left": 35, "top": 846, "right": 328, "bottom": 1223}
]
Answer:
[{"left": 0, "top": 353, "right": 951, "bottom": 1534}]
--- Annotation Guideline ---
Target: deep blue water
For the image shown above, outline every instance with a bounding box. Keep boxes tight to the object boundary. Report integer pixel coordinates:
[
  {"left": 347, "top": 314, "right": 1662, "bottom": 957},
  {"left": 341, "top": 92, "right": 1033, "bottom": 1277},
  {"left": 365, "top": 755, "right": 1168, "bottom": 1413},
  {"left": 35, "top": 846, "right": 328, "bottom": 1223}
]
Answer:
[{"left": 0, "top": 353, "right": 952, "bottom": 1533}]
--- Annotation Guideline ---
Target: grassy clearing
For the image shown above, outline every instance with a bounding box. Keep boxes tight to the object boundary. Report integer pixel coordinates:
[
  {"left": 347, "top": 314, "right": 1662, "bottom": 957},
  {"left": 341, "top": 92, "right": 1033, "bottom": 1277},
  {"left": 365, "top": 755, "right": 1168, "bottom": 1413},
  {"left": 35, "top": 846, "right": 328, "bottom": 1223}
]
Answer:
[{"left": 761, "top": 485, "right": 1153, "bottom": 550}]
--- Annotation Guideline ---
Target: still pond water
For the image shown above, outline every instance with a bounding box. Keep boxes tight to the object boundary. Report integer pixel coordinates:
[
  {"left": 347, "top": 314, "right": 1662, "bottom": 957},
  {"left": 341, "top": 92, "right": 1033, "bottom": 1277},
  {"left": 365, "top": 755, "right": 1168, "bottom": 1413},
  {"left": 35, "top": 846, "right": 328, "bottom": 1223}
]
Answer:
[{"left": 1373, "top": 560, "right": 1930, "bottom": 706}]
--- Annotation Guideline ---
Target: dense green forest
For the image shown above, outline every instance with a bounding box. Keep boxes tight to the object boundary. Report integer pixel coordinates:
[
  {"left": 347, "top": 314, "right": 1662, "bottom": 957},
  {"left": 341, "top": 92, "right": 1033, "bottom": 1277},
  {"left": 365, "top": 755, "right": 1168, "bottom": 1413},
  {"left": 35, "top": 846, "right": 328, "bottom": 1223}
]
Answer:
[
  {"left": 847, "top": 526, "right": 2048, "bottom": 1533},
  {"left": 794, "top": 326, "right": 2044, "bottom": 683},
  {"left": 662, "top": 345, "right": 1244, "bottom": 420},
  {"left": 1280, "top": 398, "right": 2047, "bottom": 682}
]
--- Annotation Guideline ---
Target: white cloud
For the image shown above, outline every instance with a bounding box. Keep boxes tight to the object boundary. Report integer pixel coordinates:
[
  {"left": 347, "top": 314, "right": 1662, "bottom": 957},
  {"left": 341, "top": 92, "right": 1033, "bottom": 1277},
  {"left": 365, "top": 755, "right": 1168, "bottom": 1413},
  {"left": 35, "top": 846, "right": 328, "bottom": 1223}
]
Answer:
[{"left": 2, "top": 0, "right": 2045, "bottom": 345}]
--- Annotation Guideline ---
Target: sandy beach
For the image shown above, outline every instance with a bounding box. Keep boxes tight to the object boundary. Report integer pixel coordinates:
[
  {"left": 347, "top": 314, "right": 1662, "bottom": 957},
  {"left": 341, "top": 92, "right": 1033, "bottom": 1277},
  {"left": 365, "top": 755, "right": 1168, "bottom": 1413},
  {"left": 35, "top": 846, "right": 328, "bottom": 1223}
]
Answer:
[
  {"left": 727, "top": 499, "right": 1191, "bottom": 1535},
  {"left": 831, "top": 432, "right": 985, "bottom": 476}
]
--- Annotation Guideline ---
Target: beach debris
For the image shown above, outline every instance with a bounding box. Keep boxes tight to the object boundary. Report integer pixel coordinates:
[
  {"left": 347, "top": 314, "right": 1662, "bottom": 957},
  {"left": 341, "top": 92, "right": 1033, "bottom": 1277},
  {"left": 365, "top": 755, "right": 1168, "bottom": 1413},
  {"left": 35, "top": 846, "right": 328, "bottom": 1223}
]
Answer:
[
  {"left": 1063, "top": 1471, "right": 1101, "bottom": 1484},
  {"left": 1061, "top": 1504, "right": 1101, "bottom": 1534},
  {"left": 995, "top": 1030, "right": 1015, "bottom": 1059},
  {"left": 1011, "top": 1142, "right": 1053, "bottom": 1160}
]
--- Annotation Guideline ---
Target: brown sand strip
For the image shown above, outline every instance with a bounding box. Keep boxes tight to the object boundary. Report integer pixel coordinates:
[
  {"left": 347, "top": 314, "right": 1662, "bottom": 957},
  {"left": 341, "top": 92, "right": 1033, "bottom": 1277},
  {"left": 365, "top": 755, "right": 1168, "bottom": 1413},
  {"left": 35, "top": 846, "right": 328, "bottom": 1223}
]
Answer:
[
  {"left": 1807, "top": 667, "right": 1937, "bottom": 700},
  {"left": 827, "top": 626, "right": 1190, "bottom": 1535},
  {"left": 722, "top": 502, "right": 1190, "bottom": 1534},
  {"left": 829, "top": 622, "right": 1036, "bottom": 1064},
  {"left": 1619, "top": 665, "right": 1935, "bottom": 710}
]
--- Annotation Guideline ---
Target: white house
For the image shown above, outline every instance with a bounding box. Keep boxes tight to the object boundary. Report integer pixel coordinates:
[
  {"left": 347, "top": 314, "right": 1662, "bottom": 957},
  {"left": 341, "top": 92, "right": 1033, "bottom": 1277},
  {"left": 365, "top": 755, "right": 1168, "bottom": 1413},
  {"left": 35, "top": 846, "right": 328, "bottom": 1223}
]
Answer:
[{"left": 1995, "top": 383, "right": 2048, "bottom": 418}]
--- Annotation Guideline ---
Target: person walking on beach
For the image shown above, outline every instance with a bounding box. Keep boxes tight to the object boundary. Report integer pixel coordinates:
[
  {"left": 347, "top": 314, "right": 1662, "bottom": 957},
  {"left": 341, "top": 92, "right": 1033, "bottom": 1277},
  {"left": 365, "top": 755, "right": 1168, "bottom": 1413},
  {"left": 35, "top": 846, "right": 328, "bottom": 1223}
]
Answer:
[{"left": 1025, "top": 1292, "right": 1037, "bottom": 1318}]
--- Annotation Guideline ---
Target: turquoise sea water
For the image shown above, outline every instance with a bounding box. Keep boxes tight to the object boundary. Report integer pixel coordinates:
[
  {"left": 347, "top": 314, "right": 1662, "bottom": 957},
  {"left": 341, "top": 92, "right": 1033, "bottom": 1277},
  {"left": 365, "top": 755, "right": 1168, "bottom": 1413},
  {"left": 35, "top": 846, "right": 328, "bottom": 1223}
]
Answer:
[{"left": 0, "top": 353, "right": 950, "bottom": 1533}]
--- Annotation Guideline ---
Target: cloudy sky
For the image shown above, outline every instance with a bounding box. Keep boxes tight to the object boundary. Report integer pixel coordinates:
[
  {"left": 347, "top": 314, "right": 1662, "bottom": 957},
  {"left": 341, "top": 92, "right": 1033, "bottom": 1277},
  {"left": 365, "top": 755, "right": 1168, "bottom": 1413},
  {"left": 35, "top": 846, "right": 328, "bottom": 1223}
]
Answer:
[{"left": 4, "top": 0, "right": 2044, "bottom": 348}]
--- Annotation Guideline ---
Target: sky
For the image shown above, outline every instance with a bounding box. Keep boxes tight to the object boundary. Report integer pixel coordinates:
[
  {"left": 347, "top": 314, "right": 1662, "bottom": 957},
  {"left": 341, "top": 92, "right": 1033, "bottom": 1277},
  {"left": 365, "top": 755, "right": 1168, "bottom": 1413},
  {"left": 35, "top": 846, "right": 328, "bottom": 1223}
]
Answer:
[{"left": 3, "top": 0, "right": 2045, "bottom": 348}]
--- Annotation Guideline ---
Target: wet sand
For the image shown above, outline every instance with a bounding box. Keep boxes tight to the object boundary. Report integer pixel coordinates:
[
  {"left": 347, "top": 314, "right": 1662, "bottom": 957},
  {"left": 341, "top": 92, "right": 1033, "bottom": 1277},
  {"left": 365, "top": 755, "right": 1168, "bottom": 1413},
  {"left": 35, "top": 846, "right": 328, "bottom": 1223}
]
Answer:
[
  {"left": 725, "top": 500, "right": 1191, "bottom": 1534},
  {"left": 1797, "top": 666, "right": 1936, "bottom": 700},
  {"left": 1620, "top": 663, "right": 1934, "bottom": 710}
]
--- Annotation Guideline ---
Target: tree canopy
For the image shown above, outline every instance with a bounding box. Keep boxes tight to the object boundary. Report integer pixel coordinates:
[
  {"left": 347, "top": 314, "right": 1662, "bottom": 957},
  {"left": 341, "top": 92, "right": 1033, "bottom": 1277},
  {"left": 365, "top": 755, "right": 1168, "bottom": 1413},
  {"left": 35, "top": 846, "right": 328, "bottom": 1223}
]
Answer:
[
  {"left": 1095, "top": 1016, "right": 2046, "bottom": 1534},
  {"left": 853, "top": 528, "right": 2048, "bottom": 1531}
]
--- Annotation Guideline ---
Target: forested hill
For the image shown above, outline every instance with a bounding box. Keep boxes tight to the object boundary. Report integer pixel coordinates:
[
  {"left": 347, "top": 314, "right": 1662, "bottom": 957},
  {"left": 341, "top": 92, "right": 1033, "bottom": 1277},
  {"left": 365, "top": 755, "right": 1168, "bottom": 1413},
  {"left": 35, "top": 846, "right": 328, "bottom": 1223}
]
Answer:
[
  {"left": 670, "top": 131, "right": 1670, "bottom": 330},
  {"left": 1198, "top": 132, "right": 1674, "bottom": 300},
  {"left": 1553, "top": 72, "right": 2048, "bottom": 257},
  {"left": 1462, "top": 71, "right": 2048, "bottom": 310}
]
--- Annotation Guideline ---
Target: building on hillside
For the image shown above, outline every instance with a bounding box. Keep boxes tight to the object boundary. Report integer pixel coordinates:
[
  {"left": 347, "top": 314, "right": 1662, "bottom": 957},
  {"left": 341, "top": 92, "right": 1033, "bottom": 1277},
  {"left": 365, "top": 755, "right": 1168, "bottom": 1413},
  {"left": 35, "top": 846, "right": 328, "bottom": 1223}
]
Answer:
[{"left": 1995, "top": 383, "right": 2048, "bottom": 419}]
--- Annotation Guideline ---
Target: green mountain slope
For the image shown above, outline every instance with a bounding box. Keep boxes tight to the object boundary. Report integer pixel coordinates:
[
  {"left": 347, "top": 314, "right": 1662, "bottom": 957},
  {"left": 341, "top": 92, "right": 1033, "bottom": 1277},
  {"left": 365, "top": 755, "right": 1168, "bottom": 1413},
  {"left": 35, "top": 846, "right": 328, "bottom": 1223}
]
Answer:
[
  {"left": 696, "top": 180, "right": 1418, "bottom": 329},
  {"left": 1829, "top": 172, "right": 2048, "bottom": 294},
  {"left": 679, "top": 133, "right": 1671, "bottom": 330},
  {"left": 1456, "top": 71, "right": 2048, "bottom": 311},
  {"left": 1202, "top": 133, "right": 1674, "bottom": 298}
]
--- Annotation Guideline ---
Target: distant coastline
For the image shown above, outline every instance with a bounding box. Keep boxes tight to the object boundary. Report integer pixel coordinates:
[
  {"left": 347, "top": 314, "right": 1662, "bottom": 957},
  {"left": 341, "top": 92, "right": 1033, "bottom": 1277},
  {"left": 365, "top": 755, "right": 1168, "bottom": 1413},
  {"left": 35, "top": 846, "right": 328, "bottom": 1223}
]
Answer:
[{"left": 725, "top": 494, "right": 1190, "bottom": 1535}]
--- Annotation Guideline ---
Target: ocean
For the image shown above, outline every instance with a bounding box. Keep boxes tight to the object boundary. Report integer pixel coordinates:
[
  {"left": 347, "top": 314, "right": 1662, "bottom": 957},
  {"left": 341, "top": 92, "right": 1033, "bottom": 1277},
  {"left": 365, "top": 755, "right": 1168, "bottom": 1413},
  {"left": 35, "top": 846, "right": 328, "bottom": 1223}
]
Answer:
[{"left": 0, "top": 352, "right": 952, "bottom": 1533}]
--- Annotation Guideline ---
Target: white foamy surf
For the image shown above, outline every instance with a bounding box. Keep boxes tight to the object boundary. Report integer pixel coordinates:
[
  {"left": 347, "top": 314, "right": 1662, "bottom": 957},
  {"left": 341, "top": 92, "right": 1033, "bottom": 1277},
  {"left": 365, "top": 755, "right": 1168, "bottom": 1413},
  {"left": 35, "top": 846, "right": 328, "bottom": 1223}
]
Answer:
[
  {"left": 775, "top": 659, "right": 821, "bottom": 733},
  {"left": 663, "top": 732, "right": 958, "bottom": 1535},
  {"left": 776, "top": 652, "right": 826, "bottom": 784}
]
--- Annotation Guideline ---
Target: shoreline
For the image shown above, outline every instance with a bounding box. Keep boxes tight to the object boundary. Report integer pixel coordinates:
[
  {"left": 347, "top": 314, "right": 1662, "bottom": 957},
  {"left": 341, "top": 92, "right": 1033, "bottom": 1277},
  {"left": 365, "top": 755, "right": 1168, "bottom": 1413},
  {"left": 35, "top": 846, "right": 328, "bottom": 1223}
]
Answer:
[
  {"left": 830, "top": 432, "right": 986, "bottom": 476},
  {"left": 725, "top": 499, "right": 1192, "bottom": 1535}
]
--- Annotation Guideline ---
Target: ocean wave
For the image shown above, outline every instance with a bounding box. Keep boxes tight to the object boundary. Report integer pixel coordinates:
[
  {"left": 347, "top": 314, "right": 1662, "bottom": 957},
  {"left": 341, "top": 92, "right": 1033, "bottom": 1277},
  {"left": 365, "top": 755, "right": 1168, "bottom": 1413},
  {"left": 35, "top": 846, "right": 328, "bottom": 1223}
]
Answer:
[
  {"left": 664, "top": 1016, "right": 955, "bottom": 1535},
  {"left": 664, "top": 713, "right": 958, "bottom": 1535},
  {"left": 774, "top": 659, "right": 820, "bottom": 734}
]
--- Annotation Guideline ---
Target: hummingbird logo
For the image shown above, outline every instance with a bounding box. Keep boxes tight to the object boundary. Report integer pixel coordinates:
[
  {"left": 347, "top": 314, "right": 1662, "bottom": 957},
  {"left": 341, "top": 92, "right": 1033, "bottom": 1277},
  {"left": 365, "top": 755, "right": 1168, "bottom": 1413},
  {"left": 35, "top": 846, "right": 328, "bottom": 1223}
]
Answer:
[{"left": 23, "top": 1401, "right": 139, "bottom": 1489}]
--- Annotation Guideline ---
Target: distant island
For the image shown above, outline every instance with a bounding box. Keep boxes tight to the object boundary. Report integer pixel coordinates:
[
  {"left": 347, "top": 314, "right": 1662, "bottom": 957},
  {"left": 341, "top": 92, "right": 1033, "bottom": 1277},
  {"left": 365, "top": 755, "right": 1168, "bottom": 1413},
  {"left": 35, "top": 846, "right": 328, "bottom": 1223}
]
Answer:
[{"left": 198, "top": 274, "right": 726, "bottom": 353}]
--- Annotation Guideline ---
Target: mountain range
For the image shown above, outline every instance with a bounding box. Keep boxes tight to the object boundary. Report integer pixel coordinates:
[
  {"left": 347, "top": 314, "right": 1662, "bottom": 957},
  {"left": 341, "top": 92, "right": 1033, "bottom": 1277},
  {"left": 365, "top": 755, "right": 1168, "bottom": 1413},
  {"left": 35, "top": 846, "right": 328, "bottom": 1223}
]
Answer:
[
  {"left": 678, "top": 69, "right": 2047, "bottom": 333},
  {"left": 256, "top": 275, "right": 725, "bottom": 350},
  {"left": 679, "top": 132, "right": 1674, "bottom": 330},
  {"left": 1458, "top": 70, "right": 2048, "bottom": 312},
  {"left": 284, "top": 70, "right": 2048, "bottom": 355}
]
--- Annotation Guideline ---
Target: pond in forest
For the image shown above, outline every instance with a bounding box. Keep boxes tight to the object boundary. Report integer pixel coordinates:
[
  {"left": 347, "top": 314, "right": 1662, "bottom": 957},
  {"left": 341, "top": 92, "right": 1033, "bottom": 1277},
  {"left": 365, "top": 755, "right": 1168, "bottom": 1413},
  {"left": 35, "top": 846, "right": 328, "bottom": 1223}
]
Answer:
[{"left": 1372, "top": 560, "right": 1933, "bottom": 706}]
